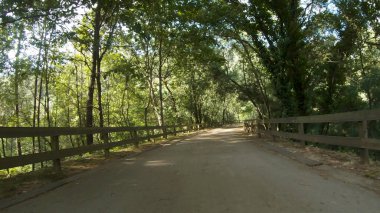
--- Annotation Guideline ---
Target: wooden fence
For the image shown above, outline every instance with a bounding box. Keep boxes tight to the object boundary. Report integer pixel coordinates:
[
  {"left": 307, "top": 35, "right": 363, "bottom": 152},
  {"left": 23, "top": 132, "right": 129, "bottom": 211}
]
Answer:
[
  {"left": 244, "top": 108, "right": 380, "bottom": 163},
  {"left": 0, "top": 125, "right": 199, "bottom": 171}
]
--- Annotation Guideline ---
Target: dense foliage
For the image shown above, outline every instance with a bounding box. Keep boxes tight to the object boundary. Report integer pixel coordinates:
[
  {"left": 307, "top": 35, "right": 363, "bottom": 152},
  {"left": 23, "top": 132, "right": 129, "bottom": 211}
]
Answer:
[{"left": 0, "top": 0, "right": 379, "bottom": 164}]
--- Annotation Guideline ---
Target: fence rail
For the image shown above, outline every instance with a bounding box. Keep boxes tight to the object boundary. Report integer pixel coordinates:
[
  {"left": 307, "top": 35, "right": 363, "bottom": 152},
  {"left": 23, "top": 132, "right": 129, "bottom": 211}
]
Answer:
[
  {"left": 0, "top": 126, "right": 176, "bottom": 138},
  {"left": 0, "top": 124, "right": 199, "bottom": 171},
  {"left": 244, "top": 108, "right": 380, "bottom": 163}
]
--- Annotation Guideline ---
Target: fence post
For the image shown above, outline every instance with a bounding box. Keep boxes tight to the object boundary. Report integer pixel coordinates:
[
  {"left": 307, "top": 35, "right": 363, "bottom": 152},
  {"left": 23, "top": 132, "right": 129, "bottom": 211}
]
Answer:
[
  {"left": 103, "top": 133, "right": 110, "bottom": 158},
  {"left": 133, "top": 130, "right": 139, "bottom": 147},
  {"left": 298, "top": 123, "right": 305, "bottom": 146},
  {"left": 359, "top": 120, "right": 370, "bottom": 164},
  {"left": 173, "top": 125, "right": 177, "bottom": 136},
  {"left": 51, "top": 135, "right": 61, "bottom": 172},
  {"left": 152, "top": 129, "right": 156, "bottom": 143},
  {"left": 163, "top": 126, "right": 168, "bottom": 139},
  {"left": 272, "top": 123, "right": 277, "bottom": 141},
  {"left": 146, "top": 127, "right": 151, "bottom": 142},
  {"left": 254, "top": 120, "right": 258, "bottom": 134},
  {"left": 257, "top": 120, "right": 262, "bottom": 138}
]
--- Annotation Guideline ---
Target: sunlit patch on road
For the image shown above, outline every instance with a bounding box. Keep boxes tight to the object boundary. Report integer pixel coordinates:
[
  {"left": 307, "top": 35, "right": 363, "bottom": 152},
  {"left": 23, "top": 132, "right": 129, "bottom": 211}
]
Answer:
[{"left": 144, "top": 160, "right": 172, "bottom": 167}]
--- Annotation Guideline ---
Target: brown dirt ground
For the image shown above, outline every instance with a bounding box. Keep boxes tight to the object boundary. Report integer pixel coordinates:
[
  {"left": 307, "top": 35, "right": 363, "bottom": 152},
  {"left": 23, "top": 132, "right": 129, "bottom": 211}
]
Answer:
[{"left": 257, "top": 134, "right": 380, "bottom": 180}]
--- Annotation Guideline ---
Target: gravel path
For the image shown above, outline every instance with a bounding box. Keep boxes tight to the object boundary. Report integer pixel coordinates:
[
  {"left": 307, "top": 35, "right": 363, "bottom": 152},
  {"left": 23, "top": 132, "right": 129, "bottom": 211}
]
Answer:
[{"left": 4, "top": 128, "right": 380, "bottom": 213}]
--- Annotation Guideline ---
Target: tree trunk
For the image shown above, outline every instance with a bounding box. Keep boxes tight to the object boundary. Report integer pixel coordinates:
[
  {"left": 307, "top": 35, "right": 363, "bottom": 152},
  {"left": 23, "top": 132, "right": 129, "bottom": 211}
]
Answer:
[
  {"left": 146, "top": 50, "right": 161, "bottom": 127},
  {"left": 164, "top": 81, "right": 178, "bottom": 120},
  {"left": 75, "top": 64, "right": 84, "bottom": 147},
  {"left": 32, "top": 73, "right": 38, "bottom": 170},
  {"left": 31, "top": 28, "right": 45, "bottom": 170},
  {"left": 358, "top": 35, "right": 373, "bottom": 109},
  {"left": 239, "top": 40, "right": 271, "bottom": 118},
  {"left": 158, "top": 36, "right": 166, "bottom": 137},
  {"left": 44, "top": 66, "right": 51, "bottom": 127},
  {"left": 120, "top": 75, "right": 129, "bottom": 125},
  {"left": 96, "top": 57, "right": 107, "bottom": 143},
  {"left": 105, "top": 77, "right": 111, "bottom": 126},
  {"left": 86, "top": 2, "right": 101, "bottom": 145},
  {"left": 66, "top": 77, "right": 75, "bottom": 148},
  {"left": 96, "top": 59, "right": 104, "bottom": 129},
  {"left": 14, "top": 27, "right": 23, "bottom": 156},
  {"left": 1, "top": 138, "right": 9, "bottom": 174},
  {"left": 42, "top": 22, "right": 54, "bottom": 128},
  {"left": 1, "top": 138, "right": 6, "bottom": 158},
  {"left": 148, "top": 73, "right": 161, "bottom": 126},
  {"left": 37, "top": 71, "right": 43, "bottom": 167}
]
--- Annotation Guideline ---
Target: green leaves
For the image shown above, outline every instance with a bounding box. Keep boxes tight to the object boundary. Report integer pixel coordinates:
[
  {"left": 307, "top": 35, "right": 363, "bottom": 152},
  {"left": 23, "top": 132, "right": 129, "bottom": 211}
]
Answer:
[{"left": 0, "top": 0, "right": 378, "bottom": 131}]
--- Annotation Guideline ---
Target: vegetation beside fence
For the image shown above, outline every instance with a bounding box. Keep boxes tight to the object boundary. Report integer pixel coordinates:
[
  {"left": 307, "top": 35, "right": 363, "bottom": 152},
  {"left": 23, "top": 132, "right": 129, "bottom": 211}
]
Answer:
[{"left": 244, "top": 108, "right": 380, "bottom": 163}]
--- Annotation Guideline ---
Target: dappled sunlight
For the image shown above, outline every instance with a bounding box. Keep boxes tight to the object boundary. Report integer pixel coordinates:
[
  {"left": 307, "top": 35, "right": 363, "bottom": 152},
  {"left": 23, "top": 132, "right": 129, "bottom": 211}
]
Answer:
[
  {"left": 122, "top": 158, "right": 136, "bottom": 165},
  {"left": 175, "top": 141, "right": 198, "bottom": 145},
  {"left": 195, "top": 136, "right": 220, "bottom": 140},
  {"left": 181, "top": 129, "right": 248, "bottom": 144},
  {"left": 226, "top": 140, "right": 246, "bottom": 144},
  {"left": 203, "top": 128, "right": 243, "bottom": 136},
  {"left": 144, "top": 160, "right": 172, "bottom": 167},
  {"left": 211, "top": 128, "right": 242, "bottom": 134}
]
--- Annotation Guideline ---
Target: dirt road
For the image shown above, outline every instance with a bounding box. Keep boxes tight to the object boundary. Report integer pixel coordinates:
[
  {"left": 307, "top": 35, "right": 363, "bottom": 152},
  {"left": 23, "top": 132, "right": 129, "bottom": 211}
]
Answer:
[{"left": 4, "top": 128, "right": 380, "bottom": 213}]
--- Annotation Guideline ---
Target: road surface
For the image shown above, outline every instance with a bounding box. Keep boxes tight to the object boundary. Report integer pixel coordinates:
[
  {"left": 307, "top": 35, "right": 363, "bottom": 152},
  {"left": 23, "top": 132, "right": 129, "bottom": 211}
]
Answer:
[{"left": 4, "top": 128, "right": 380, "bottom": 213}]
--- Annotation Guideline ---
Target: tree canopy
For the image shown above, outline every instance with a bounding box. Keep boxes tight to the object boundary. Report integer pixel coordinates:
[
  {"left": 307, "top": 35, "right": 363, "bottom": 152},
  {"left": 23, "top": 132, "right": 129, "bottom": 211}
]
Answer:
[{"left": 0, "top": 0, "right": 379, "bottom": 161}]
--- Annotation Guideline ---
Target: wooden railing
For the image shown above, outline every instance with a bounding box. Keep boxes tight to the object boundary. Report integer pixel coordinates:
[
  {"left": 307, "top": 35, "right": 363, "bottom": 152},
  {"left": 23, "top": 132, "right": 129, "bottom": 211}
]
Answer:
[
  {"left": 0, "top": 125, "right": 199, "bottom": 171},
  {"left": 245, "top": 108, "right": 380, "bottom": 163}
]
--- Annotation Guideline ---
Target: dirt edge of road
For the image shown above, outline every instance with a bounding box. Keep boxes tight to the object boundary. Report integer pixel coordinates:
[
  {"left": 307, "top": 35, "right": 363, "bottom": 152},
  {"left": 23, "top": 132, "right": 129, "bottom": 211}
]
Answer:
[{"left": 247, "top": 132, "right": 380, "bottom": 195}]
